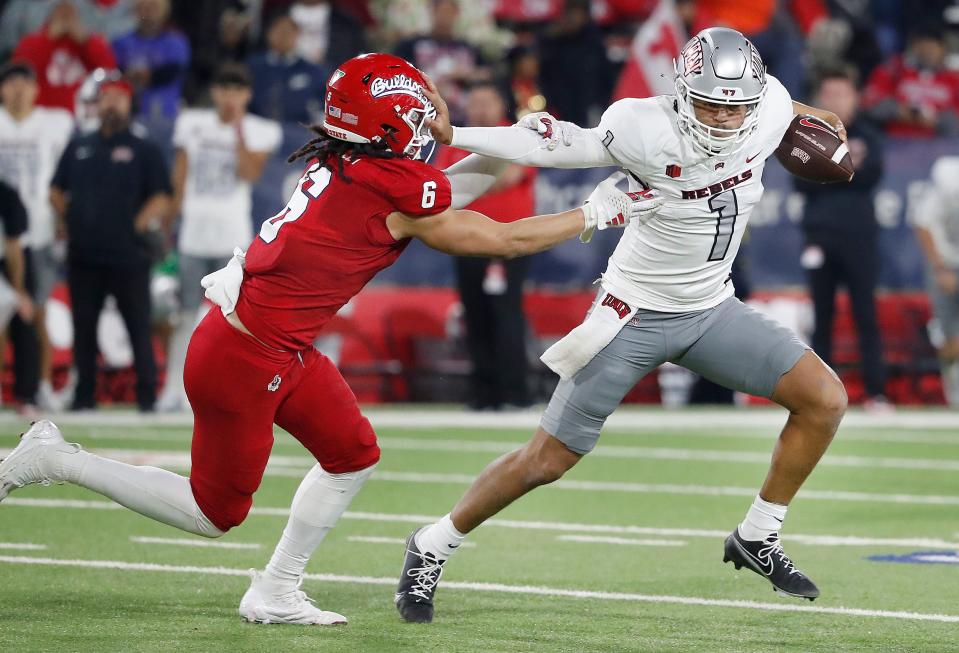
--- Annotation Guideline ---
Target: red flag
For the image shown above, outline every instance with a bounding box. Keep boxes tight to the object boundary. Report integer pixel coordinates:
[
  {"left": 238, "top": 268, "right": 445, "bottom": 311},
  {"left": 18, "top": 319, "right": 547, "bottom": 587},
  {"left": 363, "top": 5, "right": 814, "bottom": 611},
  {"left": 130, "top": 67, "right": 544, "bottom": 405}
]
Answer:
[{"left": 613, "top": 0, "right": 687, "bottom": 100}]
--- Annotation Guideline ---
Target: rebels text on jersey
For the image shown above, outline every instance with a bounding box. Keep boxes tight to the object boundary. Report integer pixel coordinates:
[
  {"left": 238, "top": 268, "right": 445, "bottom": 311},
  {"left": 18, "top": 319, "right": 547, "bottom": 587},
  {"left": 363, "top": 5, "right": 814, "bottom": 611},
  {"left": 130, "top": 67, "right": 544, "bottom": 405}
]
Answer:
[
  {"left": 235, "top": 155, "right": 452, "bottom": 350},
  {"left": 597, "top": 75, "right": 794, "bottom": 312}
]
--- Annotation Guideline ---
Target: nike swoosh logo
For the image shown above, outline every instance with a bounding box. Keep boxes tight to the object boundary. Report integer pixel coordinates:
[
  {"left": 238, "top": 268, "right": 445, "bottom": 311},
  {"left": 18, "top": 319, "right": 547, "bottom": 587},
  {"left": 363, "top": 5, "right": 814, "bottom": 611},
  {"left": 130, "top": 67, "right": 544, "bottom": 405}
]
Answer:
[
  {"left": 449, "top": 544, "right": 460, "bottom": 549},
  {"left": 745, "top": 151, "right": 761, "bottom": 163}
]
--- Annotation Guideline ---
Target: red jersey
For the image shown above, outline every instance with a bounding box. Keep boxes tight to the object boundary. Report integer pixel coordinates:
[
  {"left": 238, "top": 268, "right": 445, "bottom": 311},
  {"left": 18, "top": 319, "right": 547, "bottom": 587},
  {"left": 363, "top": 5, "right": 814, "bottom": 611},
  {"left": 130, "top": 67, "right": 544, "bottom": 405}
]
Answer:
[
  {"left": 235, "top": 155, "right": 452, "bottom": 351},
  {"left": 863, "top": 57, "right": 959, "bottom": 137},
  {"left": 13, "top": 29, "right": 116, "bottom": 110}
]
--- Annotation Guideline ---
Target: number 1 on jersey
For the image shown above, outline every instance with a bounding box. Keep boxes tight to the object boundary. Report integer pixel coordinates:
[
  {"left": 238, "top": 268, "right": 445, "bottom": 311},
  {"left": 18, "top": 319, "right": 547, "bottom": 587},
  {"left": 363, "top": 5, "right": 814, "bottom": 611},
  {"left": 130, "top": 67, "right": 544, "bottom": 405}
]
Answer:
[
  {"left": 707, "top": 189, "right": 738, "bottom": 261},
  {"left": 260, "top": 163, "right": 332, "bottom": 243}
]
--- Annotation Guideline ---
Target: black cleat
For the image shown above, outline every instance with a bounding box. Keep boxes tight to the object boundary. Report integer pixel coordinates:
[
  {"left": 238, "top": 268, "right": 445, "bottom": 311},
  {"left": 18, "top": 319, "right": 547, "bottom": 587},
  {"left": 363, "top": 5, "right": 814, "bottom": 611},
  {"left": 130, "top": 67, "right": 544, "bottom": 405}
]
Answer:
[
  {"left": 723, "top": 529, "right": 820, "bottom": 601},
  {"left": 395, "top": 527, "right": 446, "bottom": 623}
]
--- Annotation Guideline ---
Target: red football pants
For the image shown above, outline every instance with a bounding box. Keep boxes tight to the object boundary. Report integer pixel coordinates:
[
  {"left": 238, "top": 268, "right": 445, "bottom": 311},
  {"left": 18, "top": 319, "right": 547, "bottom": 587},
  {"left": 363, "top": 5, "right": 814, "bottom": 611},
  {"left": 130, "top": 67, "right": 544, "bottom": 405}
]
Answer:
[{"left": 184, "top": 309, "right": 380, "bottom": 532}]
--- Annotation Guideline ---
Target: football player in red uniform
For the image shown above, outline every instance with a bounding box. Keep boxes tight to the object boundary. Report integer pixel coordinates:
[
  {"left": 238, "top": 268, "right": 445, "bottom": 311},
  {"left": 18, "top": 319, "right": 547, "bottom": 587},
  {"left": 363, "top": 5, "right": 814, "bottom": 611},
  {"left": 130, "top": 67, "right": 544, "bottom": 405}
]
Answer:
[{"left": 0, "top": 53, "right": 663, "bottom": 624}]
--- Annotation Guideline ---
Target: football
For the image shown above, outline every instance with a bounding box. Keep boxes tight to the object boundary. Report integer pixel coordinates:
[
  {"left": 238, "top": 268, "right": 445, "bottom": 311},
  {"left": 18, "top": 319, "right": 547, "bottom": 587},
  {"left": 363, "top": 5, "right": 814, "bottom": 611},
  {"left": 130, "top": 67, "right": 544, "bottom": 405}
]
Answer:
[{"left": 774, "top": 114, "right": 854, "bottom": 183}]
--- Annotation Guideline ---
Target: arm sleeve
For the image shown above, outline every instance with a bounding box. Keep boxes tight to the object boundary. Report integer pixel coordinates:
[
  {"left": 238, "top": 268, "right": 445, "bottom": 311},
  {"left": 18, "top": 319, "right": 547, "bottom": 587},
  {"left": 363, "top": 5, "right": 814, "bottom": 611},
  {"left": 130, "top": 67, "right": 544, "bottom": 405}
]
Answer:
[
  {"left": 385, "top": 162, "right": 452, "bottom": 217},
  {"left": 443, "top": 153, "right": 512, "bottom": 209},
  {"left": 449, "top": 122, "right": 617, "bottom": 169}
]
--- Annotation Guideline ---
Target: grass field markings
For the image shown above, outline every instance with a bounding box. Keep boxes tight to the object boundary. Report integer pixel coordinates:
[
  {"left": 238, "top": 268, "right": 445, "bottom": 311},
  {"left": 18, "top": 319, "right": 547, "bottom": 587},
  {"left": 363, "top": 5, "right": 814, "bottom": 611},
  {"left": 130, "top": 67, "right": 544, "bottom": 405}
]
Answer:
[
  {"left": 0, "top": 542, "right": 47, "bottom": 551},
  {"left": 2, "top": 408, "right": 957, "bottom": 431},
  {"left": 376, "top": 438, "right": 959, "bottom": 471},
  {"left": 2, "top": 555, "right": 958, "bottom": 624},
  {"left": 129, "top": 536, "right": 262, "bottom": 550},
  {"left": 6, "top": 456, "right": 959, "bottom": 506},
  {"left": 556, "top": 535, "right": 687, "bottom": 547},
  {"left": 9, "top": 498, "right": 959, "bottom": 548},
  {"left": 345, "top": 535, "right": 476, "bottom": 548},
  {"left": 9, "top": 444, "right": 958, "bottom": 476},
  {"left": 52, "top": 428, "right": 959, "bottom": 448}
]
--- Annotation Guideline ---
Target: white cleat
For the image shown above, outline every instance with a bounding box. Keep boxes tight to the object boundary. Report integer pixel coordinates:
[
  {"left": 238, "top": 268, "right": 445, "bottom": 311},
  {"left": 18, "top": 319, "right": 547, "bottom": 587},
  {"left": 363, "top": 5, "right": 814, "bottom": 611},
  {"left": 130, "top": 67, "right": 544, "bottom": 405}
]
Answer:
[
  {"left": 0, "top": 420, "right": 80, "bottom": 501},
  {"left": 239, "top": 570, "right": 348, "bottom": 626}
]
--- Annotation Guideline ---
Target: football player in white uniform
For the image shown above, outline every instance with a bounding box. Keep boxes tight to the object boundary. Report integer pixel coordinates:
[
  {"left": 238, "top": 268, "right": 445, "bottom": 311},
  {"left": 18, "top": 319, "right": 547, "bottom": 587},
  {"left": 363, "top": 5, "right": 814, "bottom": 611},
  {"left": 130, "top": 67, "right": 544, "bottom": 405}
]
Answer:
[
  {"left": 914, "top": 156, "right": 959, "bottom": 405},
  {"left": 396, "top": 27, "right": 851, "bottom": 621}
]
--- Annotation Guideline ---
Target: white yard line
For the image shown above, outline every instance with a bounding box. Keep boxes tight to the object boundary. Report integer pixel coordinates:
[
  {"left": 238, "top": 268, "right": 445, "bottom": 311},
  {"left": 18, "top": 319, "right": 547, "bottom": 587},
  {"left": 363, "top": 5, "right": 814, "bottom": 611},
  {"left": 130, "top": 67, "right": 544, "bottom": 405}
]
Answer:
[
  {"left": 377, "top": 438, "right": 959, "bottom": 471},
  {"left": 7, "top": 498, "right": 959, "bottom": 549},
  {"left": 4, "top": 445, "right": 958, "bottom": 506},
  {"left": 0, "top": 542, "right": 47, "bottom": 551},
  {"left": 1, "top": 555, "right": 957, "bottom": 623},
  {"left": 911, "top": 554, "right": 959, "bottom": 564},
  {"left": 557, "top": 535, "right": 687, "bottom": 547},
  {"left": 1, "top": 408, "right": 956, "bottom": 431},
  {"left": 129, "top": 536, "right": 261, "bottom": 550},
  {"left": 346, "top": 535, "right": 475, "bottom": 548},
  {"left": 8, "top": 442, "right": 959, "bottom": 476}
]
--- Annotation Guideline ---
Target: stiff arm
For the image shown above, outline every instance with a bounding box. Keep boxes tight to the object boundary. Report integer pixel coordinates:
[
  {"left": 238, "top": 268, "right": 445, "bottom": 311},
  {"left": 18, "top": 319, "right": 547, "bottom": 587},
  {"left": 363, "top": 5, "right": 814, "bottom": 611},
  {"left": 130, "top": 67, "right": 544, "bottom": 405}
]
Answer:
[{"left": 448, "top": 122, "right": 618, "bottom": 169}]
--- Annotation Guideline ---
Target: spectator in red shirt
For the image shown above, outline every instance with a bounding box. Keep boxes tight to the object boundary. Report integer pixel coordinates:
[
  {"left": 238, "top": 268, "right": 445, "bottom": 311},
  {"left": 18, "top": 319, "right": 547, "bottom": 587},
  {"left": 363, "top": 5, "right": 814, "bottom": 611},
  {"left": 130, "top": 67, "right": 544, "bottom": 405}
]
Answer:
[
  {"left": 12, "top": 0, "right": 115, "bottom": 111},
  {"left": 433, "top": 81, "right": 537, "bottom": 410},
  {"left": 863, "top": 24, "right": 959, "bottom": 137}
]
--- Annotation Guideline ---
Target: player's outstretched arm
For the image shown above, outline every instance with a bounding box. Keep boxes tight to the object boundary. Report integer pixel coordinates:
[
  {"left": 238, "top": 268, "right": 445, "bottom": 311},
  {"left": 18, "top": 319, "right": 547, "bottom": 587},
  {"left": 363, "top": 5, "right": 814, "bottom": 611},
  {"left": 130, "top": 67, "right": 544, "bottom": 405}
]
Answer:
[
  {"left": 442, "top": 153, "right": 511, "bottom": 209},
  {"left": 386, "top": 174, "right": 664, "bottom": 258},
  {"left": 423, "top": 76, "right": 615, "bottom": 169},
  {"left": 389, "top": 207, "right": 587, "bottom": 259}
]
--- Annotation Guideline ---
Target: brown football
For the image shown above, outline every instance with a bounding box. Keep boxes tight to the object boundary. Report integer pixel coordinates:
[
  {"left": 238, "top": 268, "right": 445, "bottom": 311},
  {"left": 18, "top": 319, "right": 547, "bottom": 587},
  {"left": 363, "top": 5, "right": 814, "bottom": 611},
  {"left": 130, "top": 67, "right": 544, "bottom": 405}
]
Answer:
[{"left": 774, "top": 114, "right": 854, "bottom": 184}]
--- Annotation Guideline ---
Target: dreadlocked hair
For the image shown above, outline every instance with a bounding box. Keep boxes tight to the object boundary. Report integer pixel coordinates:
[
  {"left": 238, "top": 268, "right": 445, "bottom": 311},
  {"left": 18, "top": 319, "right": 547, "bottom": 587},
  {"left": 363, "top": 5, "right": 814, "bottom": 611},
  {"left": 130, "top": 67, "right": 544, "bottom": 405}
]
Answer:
[{"left": 288, "top": 124, "right": 406, "bottom": 182}]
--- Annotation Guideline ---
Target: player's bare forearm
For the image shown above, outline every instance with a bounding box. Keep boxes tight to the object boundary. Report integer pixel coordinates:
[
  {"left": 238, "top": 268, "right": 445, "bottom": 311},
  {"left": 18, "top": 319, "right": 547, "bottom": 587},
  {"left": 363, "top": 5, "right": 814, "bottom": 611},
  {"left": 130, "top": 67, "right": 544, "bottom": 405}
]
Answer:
[
  {"left": 388, "top": 207, "right": 585, "bottom": 258},
  {"left": 496, "top": 208, "right": 586, "bottom": 258},
  {"left": 792, "top": 101, "right": 847, "bottom": 141}
]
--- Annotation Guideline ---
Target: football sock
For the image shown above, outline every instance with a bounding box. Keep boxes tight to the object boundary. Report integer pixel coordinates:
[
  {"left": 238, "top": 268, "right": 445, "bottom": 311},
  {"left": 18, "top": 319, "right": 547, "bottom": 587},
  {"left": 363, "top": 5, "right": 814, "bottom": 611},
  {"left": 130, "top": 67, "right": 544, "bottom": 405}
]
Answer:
[
  {"left": 415, "top": 513, "right": 466, "bottom": 560},
  {"left": 63, "top": 449, "right": 223, "bottom": 537},
  {"left": 738, "top": 495, "right": 787, "bottom": 541},
  {"left": 264, "top": 463, "right": 377, "bottom": 586}
]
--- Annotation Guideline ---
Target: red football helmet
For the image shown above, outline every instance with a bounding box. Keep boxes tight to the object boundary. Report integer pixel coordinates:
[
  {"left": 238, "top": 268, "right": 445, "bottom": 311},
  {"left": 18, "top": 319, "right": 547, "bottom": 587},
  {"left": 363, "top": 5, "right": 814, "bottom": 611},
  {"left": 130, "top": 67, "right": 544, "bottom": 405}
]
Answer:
[{"left": 322, "top": 53, "right": 436, "bottom": 158}]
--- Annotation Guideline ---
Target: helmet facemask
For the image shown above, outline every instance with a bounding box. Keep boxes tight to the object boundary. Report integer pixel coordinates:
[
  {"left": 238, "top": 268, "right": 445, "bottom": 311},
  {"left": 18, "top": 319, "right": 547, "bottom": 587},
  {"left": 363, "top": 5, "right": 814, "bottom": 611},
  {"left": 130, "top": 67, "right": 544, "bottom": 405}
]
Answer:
[
  {"left": 673, "top": 28, "right": 768, "bottom": 157},
  {"left": 675, "top": 78, "right": 764, "bottom": 156},
  {"left": 399, "top": 101, "right": 436, "bottom": 159}
]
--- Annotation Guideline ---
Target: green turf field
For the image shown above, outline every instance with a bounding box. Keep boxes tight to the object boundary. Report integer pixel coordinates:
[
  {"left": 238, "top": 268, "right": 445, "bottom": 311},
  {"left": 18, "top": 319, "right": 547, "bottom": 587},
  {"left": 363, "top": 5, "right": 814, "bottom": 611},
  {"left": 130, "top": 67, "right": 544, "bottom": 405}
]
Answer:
[{"left": 1, "top": 409, "right": 958, "bottom": 653}]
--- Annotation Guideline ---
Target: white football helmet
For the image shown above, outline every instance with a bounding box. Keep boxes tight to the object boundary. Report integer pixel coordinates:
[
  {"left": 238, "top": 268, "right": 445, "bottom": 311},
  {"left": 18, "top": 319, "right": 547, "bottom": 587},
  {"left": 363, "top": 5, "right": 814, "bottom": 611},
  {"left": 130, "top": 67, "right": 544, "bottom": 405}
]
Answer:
[{"left": 674, "top": 27, "right": 767, "bottom": 156}]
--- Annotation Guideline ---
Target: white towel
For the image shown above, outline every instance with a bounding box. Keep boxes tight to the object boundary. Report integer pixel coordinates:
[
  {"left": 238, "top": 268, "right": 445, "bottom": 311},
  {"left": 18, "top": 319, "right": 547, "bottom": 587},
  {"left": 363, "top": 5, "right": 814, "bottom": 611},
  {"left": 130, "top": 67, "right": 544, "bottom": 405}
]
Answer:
[
  {"left": 540, "top": 287, "right": 638, "bottom": 381},
  {"left": 201, "top": 247, "right": 246, "bottom": 316}
]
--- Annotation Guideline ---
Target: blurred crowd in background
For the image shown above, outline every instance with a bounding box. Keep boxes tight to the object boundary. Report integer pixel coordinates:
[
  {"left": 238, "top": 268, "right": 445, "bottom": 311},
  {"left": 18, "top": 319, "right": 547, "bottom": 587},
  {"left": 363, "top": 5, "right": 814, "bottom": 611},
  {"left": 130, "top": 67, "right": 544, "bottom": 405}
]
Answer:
[{"left": 0, "top": 0, "right": 958, "bottom": 414}]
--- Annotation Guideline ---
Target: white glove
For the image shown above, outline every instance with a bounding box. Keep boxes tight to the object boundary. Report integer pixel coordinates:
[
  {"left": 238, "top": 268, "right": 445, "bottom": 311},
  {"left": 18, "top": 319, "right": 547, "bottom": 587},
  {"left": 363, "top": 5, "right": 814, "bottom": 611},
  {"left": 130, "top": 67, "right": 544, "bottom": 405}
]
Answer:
[
  {"left": 201, "top": 247, "right": 246, "bottom": 315},
  {"left": 515, "top": 111, "right": 574, "bottom": 151},
  {"left": 580, "top": 172, "right": 665, "bottom": 243}
]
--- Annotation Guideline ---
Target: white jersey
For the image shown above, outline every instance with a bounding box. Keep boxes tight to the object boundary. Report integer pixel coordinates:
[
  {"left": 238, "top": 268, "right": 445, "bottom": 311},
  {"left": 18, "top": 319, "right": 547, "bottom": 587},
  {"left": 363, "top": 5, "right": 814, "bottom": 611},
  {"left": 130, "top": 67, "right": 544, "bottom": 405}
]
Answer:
[
  {"left": 450, "top": 74, "right": 794, "bottom": 312},
  {"left": 914, "top": 156, "right": 959, "bottom": 268},
  {"left": 596, "top": 75, "right": 793, "bottom": 312},
  {"left": 0, "top": 106, "right": 74, "bottom": 249},
  {"left": 173, "top": 109, "right": 282, "bottom": 258}
]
